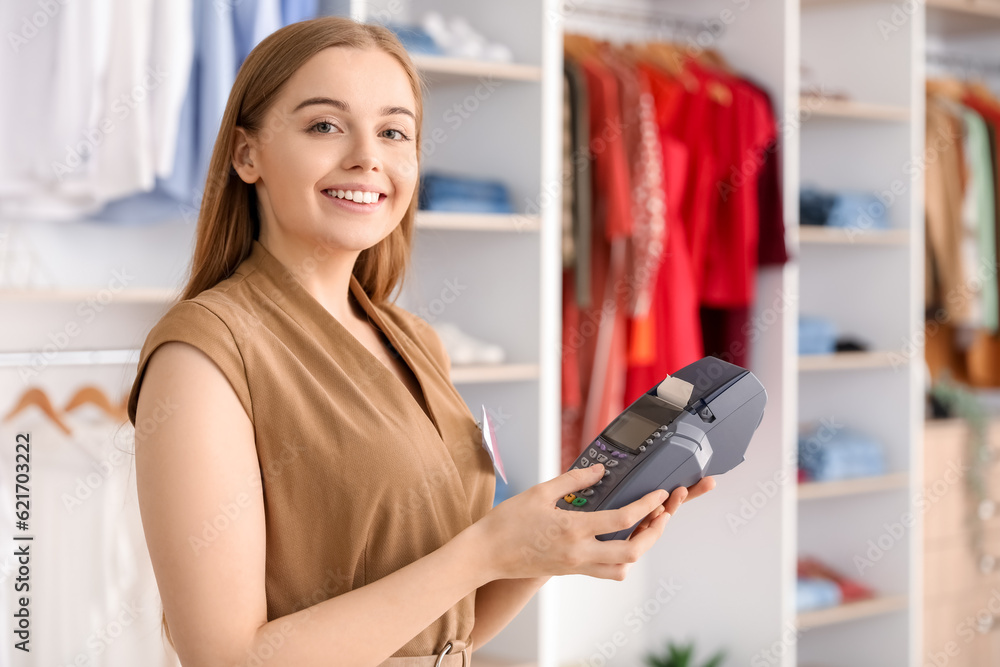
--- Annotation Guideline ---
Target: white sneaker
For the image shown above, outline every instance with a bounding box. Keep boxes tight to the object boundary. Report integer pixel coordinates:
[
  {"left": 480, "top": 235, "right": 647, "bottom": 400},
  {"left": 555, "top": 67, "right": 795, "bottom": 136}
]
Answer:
[{"left": 431, "top": 322, "right": 506, "bottom": 365}]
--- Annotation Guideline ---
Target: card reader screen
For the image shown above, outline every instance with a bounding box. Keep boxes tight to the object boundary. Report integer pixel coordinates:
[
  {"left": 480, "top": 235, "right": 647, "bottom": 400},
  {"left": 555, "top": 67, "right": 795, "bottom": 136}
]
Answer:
[{"left": 603, "top": 411, "right": 660, "bottom": 452}]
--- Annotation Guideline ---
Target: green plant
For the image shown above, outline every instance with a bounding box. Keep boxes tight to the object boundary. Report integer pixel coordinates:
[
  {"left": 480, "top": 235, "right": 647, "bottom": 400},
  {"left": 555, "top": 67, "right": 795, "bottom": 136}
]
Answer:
[{"left": 644, "top": 639, "right": 725, "bottom": 667}]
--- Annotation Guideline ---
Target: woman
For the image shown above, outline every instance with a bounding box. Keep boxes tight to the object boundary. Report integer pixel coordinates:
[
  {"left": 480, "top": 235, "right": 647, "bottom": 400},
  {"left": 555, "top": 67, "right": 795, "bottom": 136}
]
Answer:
[{"left": 127, "top": 16, "right": 715, "bottom": 667}]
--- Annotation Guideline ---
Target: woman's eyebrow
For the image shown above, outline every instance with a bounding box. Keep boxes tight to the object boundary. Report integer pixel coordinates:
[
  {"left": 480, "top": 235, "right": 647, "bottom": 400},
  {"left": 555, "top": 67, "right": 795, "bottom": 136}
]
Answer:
[{"left": 292, "top": 97, "right": 415, "bottom": 120}]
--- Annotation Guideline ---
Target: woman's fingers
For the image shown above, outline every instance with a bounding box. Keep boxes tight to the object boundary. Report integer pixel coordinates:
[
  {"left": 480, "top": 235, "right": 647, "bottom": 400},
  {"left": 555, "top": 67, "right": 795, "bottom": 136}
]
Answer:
[
  {"left": 663, "top": 486, "right": 688, "bottom": 515},
  {"left": 684, "top": 476, "right": 716, "bottom": 502},
  {"left": 585, "top": 488, "right": 667, "bottom": 538}
]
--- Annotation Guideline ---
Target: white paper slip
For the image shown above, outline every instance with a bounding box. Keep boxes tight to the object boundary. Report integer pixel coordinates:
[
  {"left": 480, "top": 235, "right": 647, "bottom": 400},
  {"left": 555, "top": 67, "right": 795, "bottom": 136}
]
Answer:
[{"left": 480, "top": 405, "right": 507, "bottom": 483}]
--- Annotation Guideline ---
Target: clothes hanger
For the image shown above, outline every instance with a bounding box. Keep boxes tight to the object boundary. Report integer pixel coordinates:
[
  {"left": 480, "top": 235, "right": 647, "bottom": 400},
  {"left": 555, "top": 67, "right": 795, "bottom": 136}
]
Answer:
[
  {"left": 635, "top": 40, "right": 700, "bottom": 92},
  {"left": 564, "top": 33, "right": 601, "bottom": 62},
  {"left": 3, "top": 387, "right": 72, "bottom": 435},
  {"left": 926, "top": 76, "right": 967, "bottom": 103},
  {"left": 63, "top": 385, "right": 127, "bottom": 422},
  {"left": 690, "top": 47, "right": 734, "bottom": 106}
]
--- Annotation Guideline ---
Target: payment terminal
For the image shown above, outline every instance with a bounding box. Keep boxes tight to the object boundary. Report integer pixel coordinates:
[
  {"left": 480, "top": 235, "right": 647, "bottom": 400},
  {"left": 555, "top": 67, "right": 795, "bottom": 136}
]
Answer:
[{"left": 557, "top": 356, "right": 767, "bottom": 541}]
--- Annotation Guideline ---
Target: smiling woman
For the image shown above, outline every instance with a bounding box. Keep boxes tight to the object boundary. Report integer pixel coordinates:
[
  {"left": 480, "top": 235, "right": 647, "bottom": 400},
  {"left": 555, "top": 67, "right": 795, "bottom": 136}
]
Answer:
[{"left": 126, "top": 14, "right": 709, "bottom": 667}]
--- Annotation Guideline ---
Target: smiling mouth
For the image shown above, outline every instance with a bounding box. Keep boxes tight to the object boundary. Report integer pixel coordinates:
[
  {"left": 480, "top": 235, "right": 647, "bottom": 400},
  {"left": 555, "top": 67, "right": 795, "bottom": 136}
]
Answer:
[{"left": 322, "top": 189, "right": 384, "bottom": 204}]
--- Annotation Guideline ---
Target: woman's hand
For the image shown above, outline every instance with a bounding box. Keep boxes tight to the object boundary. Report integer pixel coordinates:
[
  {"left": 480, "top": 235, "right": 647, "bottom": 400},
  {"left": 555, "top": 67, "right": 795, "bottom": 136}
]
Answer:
[
  {"left": 468, "top": 464, "right": 716, "bottom": 582},
  {"left": 628, "top": 475, "right": 715, "bottom": 540}
]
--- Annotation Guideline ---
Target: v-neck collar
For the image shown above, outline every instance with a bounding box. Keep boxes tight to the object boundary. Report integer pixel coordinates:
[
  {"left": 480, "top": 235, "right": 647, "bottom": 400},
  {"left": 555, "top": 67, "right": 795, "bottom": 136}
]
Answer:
[{"left": 238, "top": 239, "right": 443, "bottom": 440}]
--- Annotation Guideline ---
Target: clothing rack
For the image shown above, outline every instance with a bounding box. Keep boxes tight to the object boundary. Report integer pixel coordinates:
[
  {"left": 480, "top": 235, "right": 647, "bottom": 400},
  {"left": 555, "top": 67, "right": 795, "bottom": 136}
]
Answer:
[
  {"left": 926, "top": 50, "right": 1000, "bottom": 76},
  {"left": 561, "top": 1, "right": 724, "bottom": 40}
]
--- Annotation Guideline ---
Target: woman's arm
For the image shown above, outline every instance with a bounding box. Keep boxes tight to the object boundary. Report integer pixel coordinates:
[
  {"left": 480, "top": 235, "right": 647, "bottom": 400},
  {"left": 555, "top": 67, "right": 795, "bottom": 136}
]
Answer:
[
  {"left": 136, "top": 342, "right": 494, "bottom": 667},
  {"left": 470, "top": 576, "right": 551, "bottom": 651}
]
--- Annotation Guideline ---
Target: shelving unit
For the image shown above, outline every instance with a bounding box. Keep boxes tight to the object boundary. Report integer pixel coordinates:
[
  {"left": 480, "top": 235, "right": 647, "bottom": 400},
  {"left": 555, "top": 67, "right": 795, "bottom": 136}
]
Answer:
[{"left": 796, "top": 1, "right": 924, "bottom": 665}]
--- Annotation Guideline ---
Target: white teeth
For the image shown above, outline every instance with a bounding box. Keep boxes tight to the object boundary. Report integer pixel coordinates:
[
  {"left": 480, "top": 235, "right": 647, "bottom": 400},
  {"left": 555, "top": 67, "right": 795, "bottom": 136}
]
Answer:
[{"left": 326, "top": 188, "right": 380, "bottom": 203}]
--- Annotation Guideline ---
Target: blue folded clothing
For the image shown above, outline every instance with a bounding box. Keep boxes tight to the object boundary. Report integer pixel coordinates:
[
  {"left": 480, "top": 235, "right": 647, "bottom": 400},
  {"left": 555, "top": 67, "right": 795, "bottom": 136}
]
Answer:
[
  {"left": 419, "top": 172, "right": 514, "bottom": 213},
  {"left": 799, "top": 316, "right": 837, "bottom": 355},
  {"left": 798, "top": 425, "right": 886, "bottom": 482},
  {"left": 797, "top": 577, "right": 842, "bottom": 612},
  {"left": 800, "top": 188, "right": 837, "bottom": 226},
  {"left": 800, "top": 186, "right": 889, "bottom": 230},
  {"left": 383, "top": 23, "right": 443, "bottom": 55},
  {"left": 827, "top": 192, "right": 889, "bottom": 230}
]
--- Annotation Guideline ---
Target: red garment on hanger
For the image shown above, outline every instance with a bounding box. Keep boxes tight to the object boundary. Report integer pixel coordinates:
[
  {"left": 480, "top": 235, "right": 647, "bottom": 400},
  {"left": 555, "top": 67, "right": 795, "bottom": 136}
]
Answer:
[
  {"left": 561, "top": 55, "right": 633, "bottom": 468},
  {"left": 624, "top": 64, "right": 703, "bottom": 405}
]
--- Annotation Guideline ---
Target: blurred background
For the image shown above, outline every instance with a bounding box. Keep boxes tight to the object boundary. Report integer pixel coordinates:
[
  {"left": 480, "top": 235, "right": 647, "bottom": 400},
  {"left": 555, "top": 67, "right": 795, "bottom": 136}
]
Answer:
[{"left": 1, "top": 0, "right": 1000, "bottom": 665}]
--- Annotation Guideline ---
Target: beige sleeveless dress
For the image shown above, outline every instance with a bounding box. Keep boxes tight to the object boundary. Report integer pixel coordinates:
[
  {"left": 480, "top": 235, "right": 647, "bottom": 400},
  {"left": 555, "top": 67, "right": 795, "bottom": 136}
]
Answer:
[{"left": 127, "top": 239, "right": 496, "bottom": 664}]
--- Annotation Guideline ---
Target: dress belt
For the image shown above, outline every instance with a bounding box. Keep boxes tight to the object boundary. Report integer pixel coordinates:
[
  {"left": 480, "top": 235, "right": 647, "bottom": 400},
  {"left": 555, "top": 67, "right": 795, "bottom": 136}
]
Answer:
[{"left": 377, "top": 640, "right": 471, "bottom": 667}]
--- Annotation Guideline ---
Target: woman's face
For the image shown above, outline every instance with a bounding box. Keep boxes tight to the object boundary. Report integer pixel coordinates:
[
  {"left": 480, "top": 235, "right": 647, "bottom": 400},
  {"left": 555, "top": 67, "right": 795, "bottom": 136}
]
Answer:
[{"left": 235, "top": 46, "right": 419, "bottom": 257}]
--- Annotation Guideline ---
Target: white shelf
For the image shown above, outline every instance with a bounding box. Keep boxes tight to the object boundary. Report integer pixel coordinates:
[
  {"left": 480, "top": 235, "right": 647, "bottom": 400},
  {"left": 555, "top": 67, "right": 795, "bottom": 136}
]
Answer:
[
  {"left": 799, "top": 96, "right": 911, "bottom": 121},
  {"left": 797, "top": 472, "right": 910, "bottom": 500},
  {"left": 798, "top": 351, "right": 906, "bottom": 371},
  {"left": 411, "top": 55, "right": 543, "bottom": 82},
  {"left": 0, "top": 287, "right": 180, "bottom": 304},
  {"left": 796, "top": 595, "right": 910, "bottom": 630},
  {"left": 449, "top": 363, "right": 539, "bottom": 384},
  {"left": 798, "top": 226, "right": 910, "bottom": 245},
  {"left": 416, "top": 211, "right": 540, "bottom": 232}
]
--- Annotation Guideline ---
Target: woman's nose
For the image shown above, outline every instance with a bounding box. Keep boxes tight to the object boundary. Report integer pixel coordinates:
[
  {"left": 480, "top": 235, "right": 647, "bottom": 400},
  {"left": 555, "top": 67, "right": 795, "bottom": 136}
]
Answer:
[{"left": 341, "top": 133, "right": 382, "bottom": 172}]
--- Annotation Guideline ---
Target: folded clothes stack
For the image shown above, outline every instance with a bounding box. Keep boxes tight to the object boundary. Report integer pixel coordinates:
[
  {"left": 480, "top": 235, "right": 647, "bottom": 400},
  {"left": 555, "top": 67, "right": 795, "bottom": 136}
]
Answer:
[
  {"left": 798, "top": 423, "right": 886, "bottom": 482},
  {"left": 799, "top": 315, "right": 838, "bottom": 355},
  {"left": 800, "top": 186, "right": 889, "bottom": 230},
  {"left": 419, "top": 172, "right": 514, "bottom": 214},
  {"left": 796, "top": 557, "right": 874, "bottom": 612},
  {"left": 431, "top": 322, "right": 506, "bottom": 366},
  {"left": 385, "top": 12, "right": 514, "bottom": 62}
]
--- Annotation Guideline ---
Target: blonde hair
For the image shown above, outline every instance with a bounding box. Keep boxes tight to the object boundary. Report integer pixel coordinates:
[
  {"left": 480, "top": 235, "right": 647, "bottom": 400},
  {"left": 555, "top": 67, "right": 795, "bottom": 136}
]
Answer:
[{"left": 163, "top": 16, "right": 422, "bottom": 649}]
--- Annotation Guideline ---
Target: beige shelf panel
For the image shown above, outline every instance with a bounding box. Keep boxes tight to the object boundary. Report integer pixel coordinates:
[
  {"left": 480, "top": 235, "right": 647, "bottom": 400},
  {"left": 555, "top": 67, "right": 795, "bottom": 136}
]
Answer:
[
  {"left": 450, "top": 363, "right": 539, "bottom": 384},
  {"left": 796, "top": 595, "right": 909, "bottom": 630},
  {"left": 798, "top": 471, "right": 910, "bottom": 500},
  {"left": 798, "top": 351, "right": 907, "bottom": 371},
  {"left": 412, "top": 55, "right": 543, "bottom": 82},
  {"left": 798, "top": 226, "right": 910, "bottom": 245},
  {"left": 416, "top": 212, "right": 540, "bottom": 232},
  {"left": 799, "top": 96, "right": 911, "bottom": 121}
]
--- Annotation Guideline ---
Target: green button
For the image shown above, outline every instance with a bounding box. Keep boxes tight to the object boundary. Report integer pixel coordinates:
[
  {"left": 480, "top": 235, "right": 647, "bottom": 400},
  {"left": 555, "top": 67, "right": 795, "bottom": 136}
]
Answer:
[{"left": 572, "top": 497, "right": 588, "bottom": 507}]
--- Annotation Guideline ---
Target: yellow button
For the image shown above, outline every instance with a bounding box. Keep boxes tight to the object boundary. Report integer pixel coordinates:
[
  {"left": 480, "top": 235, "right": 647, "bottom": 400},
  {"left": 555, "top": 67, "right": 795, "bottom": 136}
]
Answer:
[{"left": 563, "top": 493, "right": 576, "bottom": 503}]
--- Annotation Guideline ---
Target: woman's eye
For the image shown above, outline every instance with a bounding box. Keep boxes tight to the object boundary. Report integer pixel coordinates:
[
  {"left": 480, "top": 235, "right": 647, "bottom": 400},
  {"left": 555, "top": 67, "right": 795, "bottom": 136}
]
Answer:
[
  {"left": 311, "top": 121, "right": 337, "bottom": 134},
  {"left": 381, "top": 129, "right": 409, "bottom": 141}
]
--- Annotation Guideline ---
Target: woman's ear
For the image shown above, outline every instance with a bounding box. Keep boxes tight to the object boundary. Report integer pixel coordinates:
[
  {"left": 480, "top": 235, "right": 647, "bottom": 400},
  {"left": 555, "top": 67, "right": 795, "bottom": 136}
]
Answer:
[{"left": 232, "top": 127, "right": 259, "bottom": 184}]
